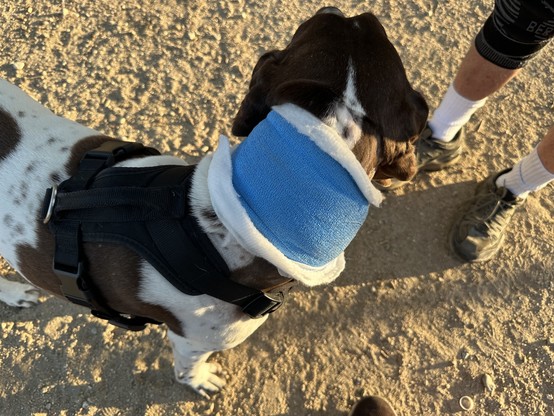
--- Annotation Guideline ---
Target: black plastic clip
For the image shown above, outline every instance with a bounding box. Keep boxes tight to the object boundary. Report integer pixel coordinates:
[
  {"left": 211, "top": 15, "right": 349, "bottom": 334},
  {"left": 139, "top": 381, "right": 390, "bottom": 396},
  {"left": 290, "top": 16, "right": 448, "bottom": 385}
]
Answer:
[
  {"left": 242, "top": 292, "right": 285, "bottom": 319},
  {"left": 53, "top": 262, "right": 92, "bottom": 308}
]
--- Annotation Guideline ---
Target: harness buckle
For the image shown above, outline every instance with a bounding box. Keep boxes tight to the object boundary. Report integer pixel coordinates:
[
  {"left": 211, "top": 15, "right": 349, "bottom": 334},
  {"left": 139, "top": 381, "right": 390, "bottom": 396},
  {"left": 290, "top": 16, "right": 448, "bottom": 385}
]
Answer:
[
  {"left": 53, "top": 262, "right": 92, "bottom": 308},
  {"left": 43, "top": 185, "right": 58, "bottom": 224},
  {"left": 242, "top": 291, "right": 285, "bottom": 318}
]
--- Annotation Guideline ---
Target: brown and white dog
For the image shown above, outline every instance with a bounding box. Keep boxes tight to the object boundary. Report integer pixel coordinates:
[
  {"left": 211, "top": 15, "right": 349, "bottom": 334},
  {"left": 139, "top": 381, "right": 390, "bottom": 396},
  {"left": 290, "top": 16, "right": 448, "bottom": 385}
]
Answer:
[{"left": 0, "top": 8, "right": 427, "bottom": 397}]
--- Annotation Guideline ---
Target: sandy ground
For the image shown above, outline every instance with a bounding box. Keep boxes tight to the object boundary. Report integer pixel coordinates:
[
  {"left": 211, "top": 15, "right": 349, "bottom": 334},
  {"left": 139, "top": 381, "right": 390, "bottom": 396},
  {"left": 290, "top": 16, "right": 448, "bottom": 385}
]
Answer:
[{"left": 1, "top": 1, "right": 553, "bottom": 415}]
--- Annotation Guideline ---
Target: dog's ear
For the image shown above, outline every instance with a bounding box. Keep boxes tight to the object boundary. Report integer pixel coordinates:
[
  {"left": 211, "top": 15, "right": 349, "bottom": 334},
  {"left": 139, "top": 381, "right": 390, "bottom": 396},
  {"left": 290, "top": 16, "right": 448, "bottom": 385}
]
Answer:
[
  {"left": 406, "top": 90, "right": 429, "bottom": 140},
  {"left": 375, "top": 141, "right": 418, "bottom": 181},
  {"left": 357, "top": 128, "right": 418, "bottom": 183},
  {"left": 352, "top": 132, "right": 380, "bottom": 178},
  {"left": 232, "top": 50, "right": 282, "bottom": 137},
  {"left": 374, "top": 90, "right": 428, "bottom": 181}
]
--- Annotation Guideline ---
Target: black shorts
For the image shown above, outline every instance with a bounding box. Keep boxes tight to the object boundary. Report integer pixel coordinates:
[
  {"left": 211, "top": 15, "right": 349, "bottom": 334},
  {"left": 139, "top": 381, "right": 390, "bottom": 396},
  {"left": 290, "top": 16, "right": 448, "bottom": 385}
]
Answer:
[{"left": 475, "top": 0, "right": 554, "bottom": 68}]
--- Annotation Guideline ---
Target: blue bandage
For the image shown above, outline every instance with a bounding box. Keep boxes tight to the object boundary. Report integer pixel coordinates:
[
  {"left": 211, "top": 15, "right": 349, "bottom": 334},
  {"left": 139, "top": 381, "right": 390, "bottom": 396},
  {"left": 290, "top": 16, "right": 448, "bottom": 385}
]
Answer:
[{"left": 231, "top": 111, "right": 369, "bottom": 267}]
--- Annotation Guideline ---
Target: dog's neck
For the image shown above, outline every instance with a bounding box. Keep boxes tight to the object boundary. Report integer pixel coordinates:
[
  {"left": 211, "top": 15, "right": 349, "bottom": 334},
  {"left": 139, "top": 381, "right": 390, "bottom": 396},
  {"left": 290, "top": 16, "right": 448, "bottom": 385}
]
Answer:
[
  {"left": 189, "top": 155, "right": 256, "bottom": 272},
  {"left": 191, "top": 104, "right": 381, "bottom": 287}
]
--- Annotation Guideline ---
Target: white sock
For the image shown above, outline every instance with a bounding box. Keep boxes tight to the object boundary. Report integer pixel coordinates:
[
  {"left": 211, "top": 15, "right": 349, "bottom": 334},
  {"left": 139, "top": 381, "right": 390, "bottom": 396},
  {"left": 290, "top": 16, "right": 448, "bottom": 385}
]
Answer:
[
  {"left": 496, "top": 146, "right": 554, "bottom": 198},
  {"left": 428, "top": 84, "right": 487, "bottom": 142}
]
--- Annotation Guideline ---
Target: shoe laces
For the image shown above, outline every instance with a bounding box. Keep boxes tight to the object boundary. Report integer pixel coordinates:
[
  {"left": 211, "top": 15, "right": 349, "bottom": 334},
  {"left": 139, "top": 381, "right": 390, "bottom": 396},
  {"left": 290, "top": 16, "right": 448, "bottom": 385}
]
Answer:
[
  {"left": 466, "top": 189, "right": 519, "bottom": 235},
  {"left": 417, "top": 129, "right": 457, "bottom": 159},
  {"left": 417, "top": 132, "right": 441, "bottom": 160}
]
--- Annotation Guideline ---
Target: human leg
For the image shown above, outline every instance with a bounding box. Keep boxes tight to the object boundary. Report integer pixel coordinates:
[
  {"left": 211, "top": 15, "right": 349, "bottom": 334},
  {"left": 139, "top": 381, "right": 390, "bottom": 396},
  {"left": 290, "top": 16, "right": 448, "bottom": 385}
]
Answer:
[
  {"left": 428, "top": 45, "right": 519, "bottom": 144},
  {"left": 385, "top": 44, "right": 522, "bottom": 188},
  {"left": 537, "top": 125, "right": 554, "bottom": 173},
  {"left": 410, "top": 44, "right": 519, "bottom": 177},
  {"left": 497, "top": 125, "right": 554, "bottom": 197},
  {"left": 444, "top": 1, "right": 554, "bottom": 260},
  {"left": 421, "top": 0, "right": 554, "bottom": 165},
  {"left": 450, "top": 126, "right": 554, "bottom": 262}
]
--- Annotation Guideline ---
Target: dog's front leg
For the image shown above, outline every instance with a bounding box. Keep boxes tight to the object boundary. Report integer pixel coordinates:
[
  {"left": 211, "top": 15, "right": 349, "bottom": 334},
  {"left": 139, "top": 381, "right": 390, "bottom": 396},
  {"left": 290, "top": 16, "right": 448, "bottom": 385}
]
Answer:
[
  {"left": 167, "top": 329, "right": 226, "bottom": 397},
  {"left": 0, "top": 274, "right": 40, "bottom": 307}
]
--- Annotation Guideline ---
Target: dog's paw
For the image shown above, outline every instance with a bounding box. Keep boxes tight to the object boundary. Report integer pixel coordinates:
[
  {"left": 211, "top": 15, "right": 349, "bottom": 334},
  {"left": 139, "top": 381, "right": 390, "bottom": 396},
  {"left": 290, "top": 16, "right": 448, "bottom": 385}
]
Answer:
[
  {"left": 176, "top": 362, "right": 226, "bottom": 398},
  {"left": 0, "top": 279, "right": 40, "bottom": 308}
]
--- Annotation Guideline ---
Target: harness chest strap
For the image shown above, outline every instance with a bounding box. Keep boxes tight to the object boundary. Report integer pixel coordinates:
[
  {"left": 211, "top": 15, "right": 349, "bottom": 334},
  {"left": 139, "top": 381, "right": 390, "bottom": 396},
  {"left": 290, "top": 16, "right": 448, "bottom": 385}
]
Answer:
[
  {"left": 43, "top": 140, "right": 294, "bottom": 331},
  {"left": 44, "top": 140, "right": 163, "bottom": 331}
]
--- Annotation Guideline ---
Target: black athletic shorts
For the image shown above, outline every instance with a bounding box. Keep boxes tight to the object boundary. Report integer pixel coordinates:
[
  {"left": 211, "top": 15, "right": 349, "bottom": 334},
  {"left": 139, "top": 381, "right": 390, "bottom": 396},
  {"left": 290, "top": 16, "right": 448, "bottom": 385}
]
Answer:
[{"left": 475, "top": 0, "right": 554, "bottom": 68}]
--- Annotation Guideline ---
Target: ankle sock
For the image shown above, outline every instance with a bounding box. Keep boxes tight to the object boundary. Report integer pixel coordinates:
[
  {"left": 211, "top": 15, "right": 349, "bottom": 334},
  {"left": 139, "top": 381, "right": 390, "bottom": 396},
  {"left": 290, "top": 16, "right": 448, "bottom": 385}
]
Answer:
[
  {"left": 428, "top": 84, "right": 487, "bottom": 142},
  {"left": 496, "top": 146, "right": 554, "bottom": 198}
]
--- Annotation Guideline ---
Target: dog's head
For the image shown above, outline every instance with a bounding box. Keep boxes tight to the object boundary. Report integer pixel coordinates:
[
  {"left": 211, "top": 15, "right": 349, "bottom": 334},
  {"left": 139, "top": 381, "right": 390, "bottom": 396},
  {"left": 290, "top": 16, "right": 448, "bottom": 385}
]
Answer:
[{"left": 232, "top": 7, "right": 428, "bottom": 184}]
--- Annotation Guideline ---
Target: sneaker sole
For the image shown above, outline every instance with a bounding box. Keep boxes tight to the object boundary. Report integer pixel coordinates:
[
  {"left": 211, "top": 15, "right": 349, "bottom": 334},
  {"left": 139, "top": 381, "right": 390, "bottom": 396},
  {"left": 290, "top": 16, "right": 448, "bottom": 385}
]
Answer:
[{"left": 448, "top": 211, "right": 505, "bottom": 263}]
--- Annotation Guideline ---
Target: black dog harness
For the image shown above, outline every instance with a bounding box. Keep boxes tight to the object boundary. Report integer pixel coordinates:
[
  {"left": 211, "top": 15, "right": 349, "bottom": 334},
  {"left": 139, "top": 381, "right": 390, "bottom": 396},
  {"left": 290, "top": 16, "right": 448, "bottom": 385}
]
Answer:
[{"left": 43, "top": 140, "right": 293, "bottom": 331}]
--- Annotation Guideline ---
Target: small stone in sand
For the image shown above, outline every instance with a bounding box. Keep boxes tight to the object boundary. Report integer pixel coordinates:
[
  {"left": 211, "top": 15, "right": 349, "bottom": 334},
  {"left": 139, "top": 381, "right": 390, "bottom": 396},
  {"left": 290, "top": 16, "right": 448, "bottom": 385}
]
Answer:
[
  {"left": 481, "top": 373, "right": 495, "bottom": 393},
  {"left": 12, "top": 62, "right": 25, "bottom": 70}
]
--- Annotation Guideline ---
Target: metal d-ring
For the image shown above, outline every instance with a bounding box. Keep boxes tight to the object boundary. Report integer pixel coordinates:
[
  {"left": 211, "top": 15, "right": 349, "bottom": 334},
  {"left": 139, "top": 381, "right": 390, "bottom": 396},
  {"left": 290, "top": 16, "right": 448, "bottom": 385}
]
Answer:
[{"left": 43, "top": 184, "right": 58, "bottom": 224}]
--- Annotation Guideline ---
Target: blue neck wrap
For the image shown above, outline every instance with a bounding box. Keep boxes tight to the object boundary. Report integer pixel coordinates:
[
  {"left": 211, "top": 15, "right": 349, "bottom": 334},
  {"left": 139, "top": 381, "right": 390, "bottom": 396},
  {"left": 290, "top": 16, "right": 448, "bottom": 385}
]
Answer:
[{"left": 231, "top": 110, "right": 369, "bottom": 267}]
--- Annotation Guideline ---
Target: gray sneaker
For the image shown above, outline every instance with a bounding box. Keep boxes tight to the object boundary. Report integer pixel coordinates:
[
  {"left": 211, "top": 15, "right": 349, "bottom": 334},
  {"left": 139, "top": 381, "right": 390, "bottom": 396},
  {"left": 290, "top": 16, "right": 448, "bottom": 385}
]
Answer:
[
  {"left": 449, "top": 169, "right": 525, "bottom": 262},
  {"left": 416, "top": 125, "right": 464, "bottom": 171},
  {"left": 376, "top": 125, "right": 464, "bottom": 190}
]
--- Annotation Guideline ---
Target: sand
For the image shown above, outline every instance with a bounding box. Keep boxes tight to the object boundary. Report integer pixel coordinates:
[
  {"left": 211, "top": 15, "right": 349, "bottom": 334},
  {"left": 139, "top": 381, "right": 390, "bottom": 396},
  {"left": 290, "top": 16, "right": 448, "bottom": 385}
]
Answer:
[{"left": 1, "top": 1, "right": 553, "bottom": 415}]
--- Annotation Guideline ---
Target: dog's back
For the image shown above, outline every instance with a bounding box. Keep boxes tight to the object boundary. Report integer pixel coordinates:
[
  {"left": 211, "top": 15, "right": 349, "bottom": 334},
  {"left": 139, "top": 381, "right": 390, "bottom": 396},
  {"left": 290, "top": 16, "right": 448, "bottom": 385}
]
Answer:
[{"left": 0, "top": 79, "right": 99, "bottom": 270}]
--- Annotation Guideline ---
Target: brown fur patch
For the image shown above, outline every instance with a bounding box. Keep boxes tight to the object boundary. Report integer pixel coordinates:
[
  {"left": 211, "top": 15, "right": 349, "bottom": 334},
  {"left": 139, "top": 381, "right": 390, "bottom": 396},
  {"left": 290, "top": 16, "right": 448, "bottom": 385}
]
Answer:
[
  {"left": 352, "top": 134, "right": 380, "bottom": 177},
  {"left": 16, "top": 134, "right": 183, "bottom": 335},
  {"left": 230, "top": 257, "right": 294, "bottom": 292},
  {"left": 65, "top": 135, "right": 115, "bottom": 175},
  {"left": 16, "top": 226, "right": 184, "bottom": 335},
  {"left": 0, "top": 108, "right": 21, "bottom": 160}
]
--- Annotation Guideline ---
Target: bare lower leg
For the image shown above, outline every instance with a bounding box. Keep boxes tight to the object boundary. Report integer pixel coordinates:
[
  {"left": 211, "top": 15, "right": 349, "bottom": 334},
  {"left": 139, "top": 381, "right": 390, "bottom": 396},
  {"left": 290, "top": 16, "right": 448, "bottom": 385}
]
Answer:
[
  {"left": 427, "top": 44, "right": 522, "bottom": 141},
  {"left": 537, "top": 125, "right": 554, "bottom": 174},
  {"left": 453, "top": 44, "right": 521, "bottom": 101}
]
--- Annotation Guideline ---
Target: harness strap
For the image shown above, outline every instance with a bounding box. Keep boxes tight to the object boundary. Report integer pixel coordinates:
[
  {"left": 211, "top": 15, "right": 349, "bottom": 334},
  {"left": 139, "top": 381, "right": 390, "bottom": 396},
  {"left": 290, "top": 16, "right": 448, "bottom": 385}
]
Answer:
[
  {"left": 54, "top": 186, "right": 188, "bottom": 221},
  {"left": 61, "top": 141, "right": 160, "bottom": 192},
  {"left": 45, "top": 140, "right": 294, "bottom": 331},
  {"left": 47, "top": 140, "right": 162, "bottom": 331},
  {"left": 145, "top": 211, "right": 291, "bottom": 318}
]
